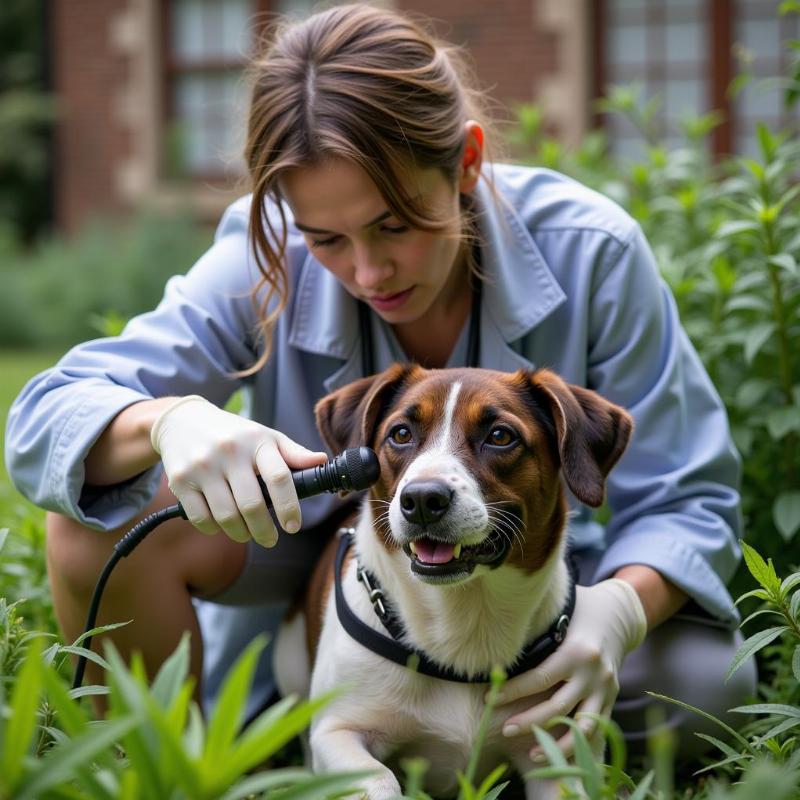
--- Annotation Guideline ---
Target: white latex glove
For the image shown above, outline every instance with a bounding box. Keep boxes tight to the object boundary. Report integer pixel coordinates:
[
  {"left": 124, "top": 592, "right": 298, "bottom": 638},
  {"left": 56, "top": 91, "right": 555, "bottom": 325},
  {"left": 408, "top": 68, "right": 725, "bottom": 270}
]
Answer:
[
  {"left": 498, "top": 579, "right": 648, "bottom": 760},
  {"left": 150, "top": 395, "right": 327, "bottom": 546}
]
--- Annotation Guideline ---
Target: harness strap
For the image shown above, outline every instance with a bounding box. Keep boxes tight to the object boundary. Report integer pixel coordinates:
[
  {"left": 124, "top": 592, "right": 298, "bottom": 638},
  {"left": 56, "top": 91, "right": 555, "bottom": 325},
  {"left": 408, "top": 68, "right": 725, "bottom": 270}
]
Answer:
[{"left": 333, "top": 530, "right": 577, "bottom": 684}]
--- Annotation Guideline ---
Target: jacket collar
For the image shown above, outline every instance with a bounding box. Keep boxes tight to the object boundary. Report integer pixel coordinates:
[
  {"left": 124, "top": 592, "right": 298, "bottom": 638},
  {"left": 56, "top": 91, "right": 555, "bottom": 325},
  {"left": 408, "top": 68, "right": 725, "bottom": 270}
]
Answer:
[{"left": 288, "top": 169, "right": 566, "bottom": 391}]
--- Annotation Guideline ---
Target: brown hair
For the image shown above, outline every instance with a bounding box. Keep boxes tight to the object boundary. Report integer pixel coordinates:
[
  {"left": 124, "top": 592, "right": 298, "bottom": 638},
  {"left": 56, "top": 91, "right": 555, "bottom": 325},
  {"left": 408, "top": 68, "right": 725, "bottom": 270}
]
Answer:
[{"left": 241, "top": 3, "right": 498, "bottom": 374}]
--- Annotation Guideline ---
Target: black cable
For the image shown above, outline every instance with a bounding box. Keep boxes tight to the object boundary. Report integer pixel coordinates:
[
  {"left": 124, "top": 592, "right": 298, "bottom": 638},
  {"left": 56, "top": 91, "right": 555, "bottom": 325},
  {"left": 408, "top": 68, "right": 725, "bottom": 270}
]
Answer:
[
  {"left": 70, "top": 447, "right": 381, "bottom": 691},
  {"left": 71, "top": 504, "right": 184, "bottom": 690}
]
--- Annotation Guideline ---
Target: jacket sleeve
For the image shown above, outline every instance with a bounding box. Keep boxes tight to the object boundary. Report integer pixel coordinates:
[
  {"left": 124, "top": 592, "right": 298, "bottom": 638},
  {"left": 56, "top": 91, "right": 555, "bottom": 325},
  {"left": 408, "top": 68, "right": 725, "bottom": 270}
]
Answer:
[
  {"left": 587, "top": 224, "right": 742, "bottom": 627},
  {"left": 4, "top": 202, "right": 262, "bottom": 530}
]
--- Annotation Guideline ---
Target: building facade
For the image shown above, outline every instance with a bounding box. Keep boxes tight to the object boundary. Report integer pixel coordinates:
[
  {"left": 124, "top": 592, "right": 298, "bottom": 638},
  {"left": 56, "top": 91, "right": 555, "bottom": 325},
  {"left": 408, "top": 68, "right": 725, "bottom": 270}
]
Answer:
[{"left": 51, "top": 0, "right": 797, "bottom": 233}]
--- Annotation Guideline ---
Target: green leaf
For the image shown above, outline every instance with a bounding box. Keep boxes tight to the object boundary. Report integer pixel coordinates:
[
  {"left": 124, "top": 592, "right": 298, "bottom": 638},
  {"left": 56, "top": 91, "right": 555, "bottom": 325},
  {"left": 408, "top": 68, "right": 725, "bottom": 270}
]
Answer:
[
  {"left": 215, "top": 691, "right": 336, "bottom": 788},
  {"left": 531, "top": 725, "right": 569, "bottom": 767},
  {"left": 524, "top": 765, "right": 586, "bottom": 779},
  {"left": 264, "top": 771, "right": 379, "bottom": 800},
  {"left": 151, "top": 631, "right": 191, "bottom": 707},
  {"left": 767, "top": 409, "right": 800, "bottom": 441},
  {"left": 744, "top": 322, "right": 776, "bottom": 365},
  {"left": 774, "top": 492, "right": 800, "bottom": 540},
  {"left": 716, "top": 220, "right": 761, "bottom": 239},
  {"left": 567, "top": 720, "right": 601, "bottom": 799},
  {"left": 628, "top": 770, "right": 655, "bottom": 800},
  {"left": 791, "top": 591, "right": 800, "bottom": 622},
  {"left": 479, "top": 782, "right": 510, "bottom": 800},
  {"left": 59, "top": 645, "right": 111, "bottom": 673},
  {"left": 780, "top": 572, "right": 800, "bottom": 595},
  {"left": 735, "top": 587, "right": 771, "bottom": 606},
  {"left": 474, "top": 764, "right": 508, "bottom": 799},
  {"left": 740, "top": 608, "right": 784, "bottom": 627},
  {"left": 646, "top": 692, "right": 754, "bottom": 752},
  {"left": 768, "top": 253, "right": 798, "bottom": 274},
  {"left": 14, "top": 714, "right": 143, "bottom": 800},
  {"left": 740, "top": 540, "right": 780, "bottom": 592},
  {"left": 203, "top": 636, "right": 266, "bottom": 769},
  {"left": 793, "top": 646, "right": 800, "bottom": 682},
  {"left": 693, "top": 732, "right": 746, "bottom": 761},
  {"left": 729, "top": 703, "right": 800, "bottom": 717},
  {"left": 736, "top": 379, "right": 773, "bottom": 409},
  {"left": 726, "top": 627, "right": 790, "bottom": 683},
  {"left": 753, "top": 717, "right": 800, "bottom": 744},
  {"left": 41, "top": 662, "right": 90, "bottom": 737},
  {"left": 1, "top": 637, "right": 43, "bottom": 790},
  {"left": 757, "top": 122, "right": 777, "bottom": 160}
]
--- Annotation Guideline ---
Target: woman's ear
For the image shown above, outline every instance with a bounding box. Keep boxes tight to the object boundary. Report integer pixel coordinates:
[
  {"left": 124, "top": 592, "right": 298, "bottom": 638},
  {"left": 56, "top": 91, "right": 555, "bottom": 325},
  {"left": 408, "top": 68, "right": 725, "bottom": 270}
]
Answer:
[{"left": 458, "top": 120, "right": 484, "bottom": 194}]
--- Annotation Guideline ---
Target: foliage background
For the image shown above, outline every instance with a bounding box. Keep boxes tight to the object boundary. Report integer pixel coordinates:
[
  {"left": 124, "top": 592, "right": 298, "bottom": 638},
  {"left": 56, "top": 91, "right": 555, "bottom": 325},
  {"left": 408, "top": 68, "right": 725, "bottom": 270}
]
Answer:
[{"left": 1, "top": 2, "right": 800, "bottom": 798}]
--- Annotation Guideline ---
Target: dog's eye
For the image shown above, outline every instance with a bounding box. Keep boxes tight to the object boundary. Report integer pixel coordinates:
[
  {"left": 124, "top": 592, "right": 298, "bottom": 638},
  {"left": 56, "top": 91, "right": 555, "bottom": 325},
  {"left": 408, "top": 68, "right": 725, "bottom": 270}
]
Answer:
[
  {"left": 486, "top": 427, "right": 516, "bottom": 448},
  {"left": 389, "top": 425, "right": 413, "bottom": 445}
]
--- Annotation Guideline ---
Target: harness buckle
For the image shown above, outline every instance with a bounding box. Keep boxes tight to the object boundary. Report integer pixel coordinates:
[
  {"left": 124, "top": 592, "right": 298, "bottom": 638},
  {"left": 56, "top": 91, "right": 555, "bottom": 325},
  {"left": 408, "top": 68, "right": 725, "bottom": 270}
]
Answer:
[
  {"left": 553, "top": 614, "right": 570, "bottom": 644},
  {"left": 357, "top": 565, "right": 387, "bottom": 618}
]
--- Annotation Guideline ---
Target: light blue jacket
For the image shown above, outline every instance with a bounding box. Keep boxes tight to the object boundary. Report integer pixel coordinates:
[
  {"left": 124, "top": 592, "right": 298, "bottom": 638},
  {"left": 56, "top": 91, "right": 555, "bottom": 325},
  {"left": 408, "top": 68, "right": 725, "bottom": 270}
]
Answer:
[{"left": 5, "top": 164, "right": 742, "bottom": 629}]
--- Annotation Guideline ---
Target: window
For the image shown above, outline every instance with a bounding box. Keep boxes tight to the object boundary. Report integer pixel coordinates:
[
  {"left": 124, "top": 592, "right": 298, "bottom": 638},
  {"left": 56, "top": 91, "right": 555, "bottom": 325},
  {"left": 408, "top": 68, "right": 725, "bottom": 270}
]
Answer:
[
  {"left": 164, "top": 0, "right": 259, "bottom": 179},
  {"left": 597, "top": 0, "right": 709, "bottom": 159},
  {"left": 595, "top": 0, "right": 800, "bottom": 158}
]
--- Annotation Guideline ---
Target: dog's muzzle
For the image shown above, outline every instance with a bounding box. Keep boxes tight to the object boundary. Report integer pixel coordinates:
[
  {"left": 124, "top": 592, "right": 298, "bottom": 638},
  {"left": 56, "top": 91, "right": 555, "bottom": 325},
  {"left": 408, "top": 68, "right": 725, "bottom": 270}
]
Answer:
[{"left": 398, "top": 479, "right": 512, "bottom": 579}]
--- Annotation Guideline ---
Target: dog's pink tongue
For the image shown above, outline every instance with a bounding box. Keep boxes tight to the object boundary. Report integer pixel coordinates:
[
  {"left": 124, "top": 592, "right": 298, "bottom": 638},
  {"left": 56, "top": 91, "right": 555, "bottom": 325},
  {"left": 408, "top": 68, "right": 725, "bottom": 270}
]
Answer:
[{"left": 414, "top": 540, "right": 456, "bottom": 564}]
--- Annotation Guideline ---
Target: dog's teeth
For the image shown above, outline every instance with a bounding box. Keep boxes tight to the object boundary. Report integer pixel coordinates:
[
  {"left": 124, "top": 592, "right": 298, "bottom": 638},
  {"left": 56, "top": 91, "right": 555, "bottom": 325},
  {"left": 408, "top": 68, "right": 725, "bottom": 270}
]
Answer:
[
  {"left": 453, "top": 543, "right": 462, "bottom": 559},
  {"left": 409, "top": 541, "right": 417, "bottom": 555}
]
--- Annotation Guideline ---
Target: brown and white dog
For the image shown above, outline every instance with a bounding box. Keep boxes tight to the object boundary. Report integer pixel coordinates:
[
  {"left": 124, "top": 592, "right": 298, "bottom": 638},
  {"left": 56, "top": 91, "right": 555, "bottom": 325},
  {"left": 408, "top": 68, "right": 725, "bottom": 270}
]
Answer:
[{"left": 274, "top": 364, "right": 633, "bottom": 799}]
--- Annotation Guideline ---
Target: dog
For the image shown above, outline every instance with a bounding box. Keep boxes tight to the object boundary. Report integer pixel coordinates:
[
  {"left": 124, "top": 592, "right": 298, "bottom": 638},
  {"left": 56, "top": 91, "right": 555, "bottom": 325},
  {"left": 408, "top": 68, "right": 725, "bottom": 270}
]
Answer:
[{"left": 273, "top": 363, "right": 633, "bottom": 799}]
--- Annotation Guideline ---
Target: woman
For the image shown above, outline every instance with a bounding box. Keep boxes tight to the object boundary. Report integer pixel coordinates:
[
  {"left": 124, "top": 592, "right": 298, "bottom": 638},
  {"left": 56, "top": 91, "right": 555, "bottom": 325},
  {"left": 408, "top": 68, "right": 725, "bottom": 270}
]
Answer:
[{"left": 6, "top": 3, "right": 754, "bottom": 761}]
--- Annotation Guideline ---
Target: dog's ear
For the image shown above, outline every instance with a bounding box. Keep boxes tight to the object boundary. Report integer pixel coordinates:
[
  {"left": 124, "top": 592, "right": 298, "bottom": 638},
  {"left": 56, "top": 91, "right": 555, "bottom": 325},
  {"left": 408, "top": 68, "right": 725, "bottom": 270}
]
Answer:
[
  {"left": 521, "top": 369, "right": 633, "bottom": 507},
  {"left": 315, "top": 363, "right": 420, "bottom": 454}
]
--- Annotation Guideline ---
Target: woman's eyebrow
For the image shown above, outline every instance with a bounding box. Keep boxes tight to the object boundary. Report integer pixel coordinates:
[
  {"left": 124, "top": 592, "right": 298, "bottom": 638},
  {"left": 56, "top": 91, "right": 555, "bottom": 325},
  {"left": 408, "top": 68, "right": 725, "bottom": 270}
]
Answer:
[{"left": 294, "top": 209, "right": 392, "bottom": 234}]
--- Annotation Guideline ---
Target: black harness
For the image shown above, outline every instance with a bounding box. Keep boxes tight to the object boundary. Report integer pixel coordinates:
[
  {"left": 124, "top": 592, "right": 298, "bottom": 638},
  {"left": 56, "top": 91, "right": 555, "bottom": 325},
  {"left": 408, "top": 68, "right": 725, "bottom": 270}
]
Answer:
[{"left": 333, "top": 529, "right": 578, "bottom": 683}]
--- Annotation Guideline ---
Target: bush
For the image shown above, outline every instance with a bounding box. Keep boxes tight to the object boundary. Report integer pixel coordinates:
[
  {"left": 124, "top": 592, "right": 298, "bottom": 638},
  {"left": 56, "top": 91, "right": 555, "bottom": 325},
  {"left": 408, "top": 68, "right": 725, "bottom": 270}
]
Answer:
[
  {"left": 509, "top": 90, "right": 800, "bottom": 569},
  {"left": 0, "top": 211, "right": 211, "bottom": 350}
]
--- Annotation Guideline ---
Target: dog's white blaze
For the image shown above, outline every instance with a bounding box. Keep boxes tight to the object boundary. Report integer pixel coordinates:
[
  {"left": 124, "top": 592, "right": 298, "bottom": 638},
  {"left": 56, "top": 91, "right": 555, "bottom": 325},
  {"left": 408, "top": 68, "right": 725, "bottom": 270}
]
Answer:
[{"left": 432, "top": 380, "right": 462, "bottom": 454}]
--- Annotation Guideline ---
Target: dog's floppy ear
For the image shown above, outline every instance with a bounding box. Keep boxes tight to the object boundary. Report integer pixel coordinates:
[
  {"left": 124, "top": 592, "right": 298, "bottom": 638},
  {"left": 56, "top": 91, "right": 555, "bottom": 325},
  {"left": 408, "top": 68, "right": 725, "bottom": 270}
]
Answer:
[
  {"left": 315, "top": 362, "right": 419, "bottom": 454},
  {"left": 522, "top": 369, "right": 633, "bottom": 507}
]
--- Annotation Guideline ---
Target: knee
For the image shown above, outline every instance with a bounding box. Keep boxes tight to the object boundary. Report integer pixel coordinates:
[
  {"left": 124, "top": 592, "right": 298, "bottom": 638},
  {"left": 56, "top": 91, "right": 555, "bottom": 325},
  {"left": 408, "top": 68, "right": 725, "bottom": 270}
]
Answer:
[{"left": 46, "top": 511, "right": 119, "bottom": 595}]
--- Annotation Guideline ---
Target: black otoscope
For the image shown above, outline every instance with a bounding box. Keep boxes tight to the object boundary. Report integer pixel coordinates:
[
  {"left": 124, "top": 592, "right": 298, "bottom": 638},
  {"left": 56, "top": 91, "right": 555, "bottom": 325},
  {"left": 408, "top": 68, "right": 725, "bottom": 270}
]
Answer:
[{"left": 72, "top": 446, "right": 381, "bottom": 690}]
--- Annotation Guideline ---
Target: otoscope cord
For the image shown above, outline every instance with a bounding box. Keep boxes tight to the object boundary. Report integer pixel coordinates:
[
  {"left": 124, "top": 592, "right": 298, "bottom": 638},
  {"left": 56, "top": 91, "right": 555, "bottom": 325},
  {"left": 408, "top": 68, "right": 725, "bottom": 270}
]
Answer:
[{"left": 71, "top": 504, "right": 185, "bottom": 690}]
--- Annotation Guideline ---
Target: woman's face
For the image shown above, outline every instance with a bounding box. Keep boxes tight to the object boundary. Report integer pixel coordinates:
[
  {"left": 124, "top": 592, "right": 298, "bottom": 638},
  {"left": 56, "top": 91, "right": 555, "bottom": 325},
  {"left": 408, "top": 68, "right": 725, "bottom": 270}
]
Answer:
[{"left": 279, "top": 158, "right": 472, "bottom": 327}]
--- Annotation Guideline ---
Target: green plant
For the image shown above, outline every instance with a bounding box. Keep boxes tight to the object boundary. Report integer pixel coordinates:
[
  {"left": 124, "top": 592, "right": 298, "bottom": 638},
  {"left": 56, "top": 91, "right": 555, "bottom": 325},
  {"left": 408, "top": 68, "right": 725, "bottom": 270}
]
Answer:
[
  {"left": 0, "top": 631, "right": 373, "bottom": 799},
  {"left": 0, "top": 211, "right": 211, "bottom": 350}
]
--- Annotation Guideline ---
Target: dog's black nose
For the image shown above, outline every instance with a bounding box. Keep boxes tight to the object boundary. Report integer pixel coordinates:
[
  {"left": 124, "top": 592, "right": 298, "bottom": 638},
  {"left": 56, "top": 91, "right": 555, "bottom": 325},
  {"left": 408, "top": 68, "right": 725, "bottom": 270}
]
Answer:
[{"left": 400, "top": 480, "right": 453, "bottom": 526}]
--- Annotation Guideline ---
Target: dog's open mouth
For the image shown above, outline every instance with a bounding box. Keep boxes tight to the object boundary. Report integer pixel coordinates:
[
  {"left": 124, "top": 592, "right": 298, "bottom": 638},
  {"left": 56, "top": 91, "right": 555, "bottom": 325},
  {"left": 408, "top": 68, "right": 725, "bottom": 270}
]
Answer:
[{"left": 402, "top": 530, "right": 510, "bottom": 578}]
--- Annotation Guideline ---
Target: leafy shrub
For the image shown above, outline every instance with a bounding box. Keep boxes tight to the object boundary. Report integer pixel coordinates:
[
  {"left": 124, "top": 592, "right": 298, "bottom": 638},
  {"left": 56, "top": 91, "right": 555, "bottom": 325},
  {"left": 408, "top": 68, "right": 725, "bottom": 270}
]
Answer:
[
  {"left": 0, "top": 211, "right": 211, "bottom": 350},
  {"left": 510, "top": 85, "right": 800, "bottom": 567}
]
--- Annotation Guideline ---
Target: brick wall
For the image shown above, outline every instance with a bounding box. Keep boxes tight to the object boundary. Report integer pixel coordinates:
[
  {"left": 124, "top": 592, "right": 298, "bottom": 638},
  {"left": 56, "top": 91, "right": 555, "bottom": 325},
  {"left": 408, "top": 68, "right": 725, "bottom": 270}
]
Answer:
[
  {"left": 51, "top": 0, "right": 562, "bottom": 233},
  {"left": 53, "top": 0, "right": 132, "bottom": 233},
  {"left": 401, "top": 0, "right": 558, "bottom": 130}
]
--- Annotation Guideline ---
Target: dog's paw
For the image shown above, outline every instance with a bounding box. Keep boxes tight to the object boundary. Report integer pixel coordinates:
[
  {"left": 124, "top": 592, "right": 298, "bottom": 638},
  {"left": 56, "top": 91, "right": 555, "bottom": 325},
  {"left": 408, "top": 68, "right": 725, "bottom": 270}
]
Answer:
[{"left": 347, "top": 774, "right": 403, "bottom": 800}]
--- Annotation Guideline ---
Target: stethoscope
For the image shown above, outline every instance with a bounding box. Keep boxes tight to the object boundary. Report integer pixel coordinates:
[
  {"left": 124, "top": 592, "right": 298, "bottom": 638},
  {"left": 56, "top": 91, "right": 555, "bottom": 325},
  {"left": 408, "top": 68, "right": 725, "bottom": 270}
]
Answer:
[{"left": 357, "top": 278, "right": 482, "bottom": 375}]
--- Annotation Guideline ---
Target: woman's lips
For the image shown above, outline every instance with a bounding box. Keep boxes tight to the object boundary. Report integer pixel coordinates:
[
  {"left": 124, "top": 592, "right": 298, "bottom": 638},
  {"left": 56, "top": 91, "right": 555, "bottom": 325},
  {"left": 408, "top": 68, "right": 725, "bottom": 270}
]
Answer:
[{"left": 368, "top": 287, "right": 414, "bottom": 312}]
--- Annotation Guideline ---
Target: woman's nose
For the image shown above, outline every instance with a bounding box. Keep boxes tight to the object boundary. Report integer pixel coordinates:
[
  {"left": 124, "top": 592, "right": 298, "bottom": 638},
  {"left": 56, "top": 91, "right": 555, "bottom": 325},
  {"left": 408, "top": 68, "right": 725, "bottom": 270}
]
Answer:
[{"left": 353, "top": 244, "right": 394, "bottom": 290}]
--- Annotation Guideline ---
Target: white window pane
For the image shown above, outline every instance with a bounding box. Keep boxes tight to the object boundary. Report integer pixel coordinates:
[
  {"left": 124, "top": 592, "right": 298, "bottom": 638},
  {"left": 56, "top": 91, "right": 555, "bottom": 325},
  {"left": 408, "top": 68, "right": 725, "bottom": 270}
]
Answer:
[
  {"left": 171, "top": 0, "right": 254, "bottom": 62},
  {"left": 736, "top": 17, "right": 780, "bottom": 59},
  {"left": 174, "top": 73, "right": 247, "bottom": 174},
  {"left": 608, "top": 25, "right": 648, "bottom": 67},
  {"left": 737, "top": 80, "right": 782, "bottom": 118},
  {"left": 665, "top": 21, "right": 702, "bottom": 61},
  {"left": 664, "top": 79, "right": 703, "bottom": 116},
  {"left": 221, "top": 0, "right": 253, "bottom": 58},
  {"left": 274, "top": 0, "right": 322, "bottom": 15},
  {"left": 172, "top": 0, "right": 206, "bottom": 61}
]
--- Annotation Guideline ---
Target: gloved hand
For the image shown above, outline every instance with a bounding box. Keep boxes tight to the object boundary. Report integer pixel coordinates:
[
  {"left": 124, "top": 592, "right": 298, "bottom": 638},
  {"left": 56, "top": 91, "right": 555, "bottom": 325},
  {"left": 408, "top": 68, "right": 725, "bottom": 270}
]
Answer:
[
  {"left": 150, "top": 395, "right": 327, "bottom": 546},
  {"left": 498, "top": 578, "right": 648, "bottom": 759}
]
